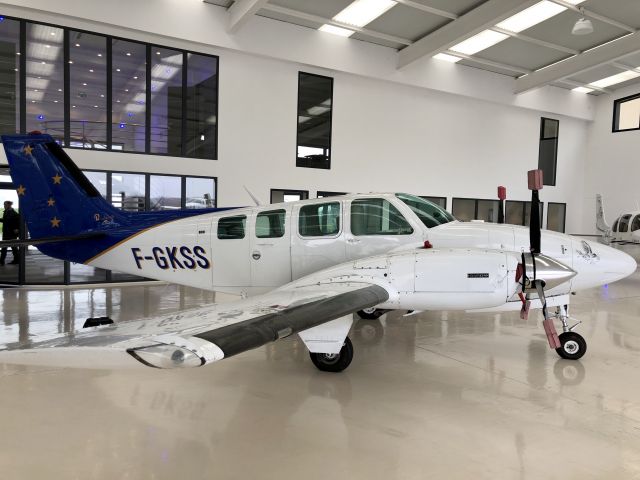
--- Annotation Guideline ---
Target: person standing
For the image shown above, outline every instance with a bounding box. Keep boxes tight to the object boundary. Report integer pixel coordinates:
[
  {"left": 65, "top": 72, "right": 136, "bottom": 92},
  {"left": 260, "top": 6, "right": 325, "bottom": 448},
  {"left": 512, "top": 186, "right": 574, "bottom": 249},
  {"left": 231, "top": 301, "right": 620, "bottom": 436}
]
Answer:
[{"left": 0, "top": 200, "right": 20, "bottom": 265}]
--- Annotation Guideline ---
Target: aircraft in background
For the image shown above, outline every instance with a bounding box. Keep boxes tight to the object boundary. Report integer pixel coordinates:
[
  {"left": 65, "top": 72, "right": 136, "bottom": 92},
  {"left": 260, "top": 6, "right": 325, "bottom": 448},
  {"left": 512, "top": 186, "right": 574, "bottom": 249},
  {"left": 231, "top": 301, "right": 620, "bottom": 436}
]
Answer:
[
  {"left": 596, "top": 194, "right": 640, "bottom": 245},
  {"left": 0, "top": 134, "right": 634, "bottom": 372}
]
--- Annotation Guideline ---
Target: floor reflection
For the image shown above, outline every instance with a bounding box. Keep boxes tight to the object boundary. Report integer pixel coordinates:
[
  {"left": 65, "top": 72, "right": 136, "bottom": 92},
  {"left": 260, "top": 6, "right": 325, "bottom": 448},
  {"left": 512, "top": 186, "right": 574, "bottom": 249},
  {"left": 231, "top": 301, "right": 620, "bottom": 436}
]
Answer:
[{"left": 1, "top": 269, "right": 640, "bottom": 478}]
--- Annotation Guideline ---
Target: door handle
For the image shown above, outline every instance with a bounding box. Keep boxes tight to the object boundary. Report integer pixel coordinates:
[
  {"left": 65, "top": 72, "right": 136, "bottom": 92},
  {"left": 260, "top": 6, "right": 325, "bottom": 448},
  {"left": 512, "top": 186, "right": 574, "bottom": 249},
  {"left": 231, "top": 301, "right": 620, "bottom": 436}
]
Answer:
[
  {"left": 252, "top": 251, "right": 261, "bottom": 260},
  {"left": 256, "top": 242, "right": 274, "bottom": 246}
]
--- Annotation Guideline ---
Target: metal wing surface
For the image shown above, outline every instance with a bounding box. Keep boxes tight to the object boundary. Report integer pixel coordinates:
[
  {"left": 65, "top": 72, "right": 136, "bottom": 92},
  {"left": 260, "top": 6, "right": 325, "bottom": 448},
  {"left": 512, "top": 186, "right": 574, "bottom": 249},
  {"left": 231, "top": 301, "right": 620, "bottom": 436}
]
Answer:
[{"left": 0, "top": 282, "right": 389, "bottom": 369}]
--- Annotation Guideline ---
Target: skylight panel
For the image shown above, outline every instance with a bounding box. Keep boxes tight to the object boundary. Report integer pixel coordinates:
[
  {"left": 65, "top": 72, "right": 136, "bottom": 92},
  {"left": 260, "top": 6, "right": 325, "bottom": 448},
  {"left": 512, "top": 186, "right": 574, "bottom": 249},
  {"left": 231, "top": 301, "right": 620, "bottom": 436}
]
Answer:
[
  {"left": 496, "top": 1, "right": 565, "bottom": 33},
  {"left": 572, "top": 86, "right": 593, "bottom": 93},
  {"left": 590, "top": 71, "right": 640, "bottom": 89},
  {"left": 333, "top": 0, "right": 396, "bottom": 27},
  {"left": 319, "top": 24, "right": 354, "bottom": 37},
  {"left": 450, "top": 30, "right": 508, "bottom": 55},
  {"left": 433, "top": 53, "right": 461, "bottom": 63}
]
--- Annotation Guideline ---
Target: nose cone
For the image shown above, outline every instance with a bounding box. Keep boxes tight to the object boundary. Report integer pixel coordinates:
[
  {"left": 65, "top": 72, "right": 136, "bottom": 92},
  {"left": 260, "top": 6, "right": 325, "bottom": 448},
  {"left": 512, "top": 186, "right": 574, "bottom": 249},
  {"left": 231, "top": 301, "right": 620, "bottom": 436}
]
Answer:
[
  {"left": 529, "top": 253, "right": 576, "bottom": 291},
  {"left": 572, "top": 239, "right": 637, "bottom": 290}
]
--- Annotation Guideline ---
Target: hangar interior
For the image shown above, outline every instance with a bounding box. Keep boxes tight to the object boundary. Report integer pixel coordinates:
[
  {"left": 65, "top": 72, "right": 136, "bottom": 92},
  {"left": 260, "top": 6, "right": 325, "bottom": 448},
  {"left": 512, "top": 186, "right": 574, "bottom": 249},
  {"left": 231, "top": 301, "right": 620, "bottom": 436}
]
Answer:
[{"left": 1, "top": 0, "right": 640, "bottom": 478}]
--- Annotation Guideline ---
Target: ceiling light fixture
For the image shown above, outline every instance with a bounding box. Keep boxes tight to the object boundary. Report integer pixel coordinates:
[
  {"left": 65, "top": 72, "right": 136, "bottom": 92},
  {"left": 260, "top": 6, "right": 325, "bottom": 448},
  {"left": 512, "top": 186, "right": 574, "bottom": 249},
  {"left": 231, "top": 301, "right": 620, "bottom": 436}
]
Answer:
[
  {"left": 572, "top": 86, "right": 593, "bottom": 93},
  {"left": 319, "top": 24, "right": 353, "bottom": 37},
  {"left": 450, "top": 30, "right": 508, "bottom": 55},
  {"left": 572, "top": 7, "right": 593, "bottom": 35},
  {"left": 433, "top": 53, "right": 461, "bottom": 63},
  {"left": 590, "top": 70, "right": 640, "bottom": 88},
  {"left": 319, "top": 0, "right": 396, "bottom": 38}
]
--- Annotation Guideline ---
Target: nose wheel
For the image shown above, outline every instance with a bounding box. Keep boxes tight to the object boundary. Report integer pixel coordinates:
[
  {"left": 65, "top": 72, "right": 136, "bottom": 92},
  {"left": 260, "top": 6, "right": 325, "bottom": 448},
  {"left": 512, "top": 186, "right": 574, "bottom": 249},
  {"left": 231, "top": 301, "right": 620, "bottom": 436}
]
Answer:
[{"left": 556, "top": 331, "right": 587, "bottom": 360}]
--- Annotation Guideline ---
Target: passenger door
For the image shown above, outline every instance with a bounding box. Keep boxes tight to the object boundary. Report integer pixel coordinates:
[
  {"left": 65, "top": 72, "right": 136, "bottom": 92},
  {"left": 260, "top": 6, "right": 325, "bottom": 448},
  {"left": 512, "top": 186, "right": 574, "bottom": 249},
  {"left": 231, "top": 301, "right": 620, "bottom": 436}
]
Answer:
[
  {"left": 345, "top": 197, "right": 420, "bottom": 260},
  {"left": 291, "top": 201, "right": 346, "bottom": 279},
  {"left": 212, "top": 214, "right": 251, "bottom": 290},
  {"left": 250, "top": 207, "right": 292, "bottom": 289}
]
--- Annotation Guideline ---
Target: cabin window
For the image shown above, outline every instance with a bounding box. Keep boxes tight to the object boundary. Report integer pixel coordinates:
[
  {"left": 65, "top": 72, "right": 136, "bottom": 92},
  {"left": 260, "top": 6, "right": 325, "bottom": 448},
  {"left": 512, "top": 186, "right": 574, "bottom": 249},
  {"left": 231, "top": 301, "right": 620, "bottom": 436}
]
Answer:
[
  {"left": 256, "top": 210, "right": 286, "bottom": 238},
  {"left": 218, "top": 216, "right": 246, "bottom": 239},
  {"left": 351, "top": 198, "right": 413, "bottom": 236},
  {"left": 299, "top": 202, "right": 341, "bottom": 237},
  {"left": 619, "top": 214, "right": 631, "bottom": 233},
  {"left": 631, "top": 215, "right": 640, "bottom": 232},
  {"left": 613, "top": 218, "right": 619, "bottom": 232}
]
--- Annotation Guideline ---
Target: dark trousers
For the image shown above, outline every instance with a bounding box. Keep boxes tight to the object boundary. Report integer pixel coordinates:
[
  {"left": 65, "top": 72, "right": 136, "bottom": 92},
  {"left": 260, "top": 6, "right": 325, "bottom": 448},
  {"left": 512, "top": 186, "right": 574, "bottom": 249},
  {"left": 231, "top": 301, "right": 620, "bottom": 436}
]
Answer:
[{"left": 0, "top": 239, "right": 18, "bottom": 264}]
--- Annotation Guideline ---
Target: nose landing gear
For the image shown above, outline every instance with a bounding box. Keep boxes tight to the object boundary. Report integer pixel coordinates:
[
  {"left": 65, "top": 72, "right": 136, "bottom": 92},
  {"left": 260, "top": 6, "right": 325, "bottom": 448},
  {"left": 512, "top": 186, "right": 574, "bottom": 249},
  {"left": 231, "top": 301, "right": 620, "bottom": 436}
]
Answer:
[{"left": 554, "top": 306, "right": 586, "bottom": 360}]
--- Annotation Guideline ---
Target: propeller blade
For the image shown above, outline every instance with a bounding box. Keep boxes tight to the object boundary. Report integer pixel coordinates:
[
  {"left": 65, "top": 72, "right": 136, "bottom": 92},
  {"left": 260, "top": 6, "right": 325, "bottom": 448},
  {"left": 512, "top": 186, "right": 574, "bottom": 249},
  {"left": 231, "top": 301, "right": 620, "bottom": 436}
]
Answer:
[{"left": 527, "top": 170, "right": 543, "bottom": 254}]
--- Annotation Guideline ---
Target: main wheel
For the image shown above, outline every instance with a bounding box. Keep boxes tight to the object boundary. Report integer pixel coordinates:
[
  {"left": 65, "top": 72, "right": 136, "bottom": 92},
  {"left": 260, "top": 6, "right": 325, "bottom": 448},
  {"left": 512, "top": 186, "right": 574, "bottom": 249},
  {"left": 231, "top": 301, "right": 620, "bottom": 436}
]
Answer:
[
  {"left": 555, "top": 332, "right": 587, "bottom": 360},
  {"left": 357, "top": 307, "right": 384, "bottom": 319},
  {"left": 310, "top": 337, "right": 354, "bottom": 372}
]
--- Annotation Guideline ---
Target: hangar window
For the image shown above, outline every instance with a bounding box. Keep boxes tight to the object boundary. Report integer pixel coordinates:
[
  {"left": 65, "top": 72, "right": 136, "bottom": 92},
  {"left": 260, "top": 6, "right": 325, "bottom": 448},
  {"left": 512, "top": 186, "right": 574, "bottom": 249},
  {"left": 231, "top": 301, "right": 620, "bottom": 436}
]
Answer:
[
  {"left": 351, "top": 198, "right": 413, "bottom": 236},
  {"left": 505, "top": 200, "right": 544, "bottom": 227},
  {"left": 150, "top": 175, "right": 181, "bottom": 210},
  {"left": 538, "top": 117, "right": 559, "bottom": 186},
  {"left": 619, "top": 214, "right": 631, "bottom": 233},
  {"left": 297, "top": 72, "right": 333, "bottom": 170},
  {"left": 256, "top": 209, "right": 286, "bottom": 238},
  {"left": 546, "top": 203, "right": 566, "bottom": 233},
  {"left": 299, "top": 202, "right": 340, "bottom": 237},
  {"left": 613, "top": 94, "right": 640, "bottom": 132},
  {"left": 452, "top": 198, "right": 499, "bottom": 223},
  {"left": 3, "top": 16, "right": 219, "bottom": 159},
  {"left": 271, "top": 189, "right": 309, "bottom": 203},
  {"left": 0, "top": 18, "right": 19, "bottom": 136},
  {"left": 218, "top": 216, "right": 246, "bottom": 239}
]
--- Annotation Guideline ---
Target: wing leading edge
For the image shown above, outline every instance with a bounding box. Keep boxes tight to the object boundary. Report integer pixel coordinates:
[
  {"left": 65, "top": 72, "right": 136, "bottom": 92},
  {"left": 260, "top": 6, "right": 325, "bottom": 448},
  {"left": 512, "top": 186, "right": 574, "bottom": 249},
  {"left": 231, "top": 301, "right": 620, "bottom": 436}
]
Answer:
[{"left": 0, "top": 282, "right": 389, "bottom": 369}]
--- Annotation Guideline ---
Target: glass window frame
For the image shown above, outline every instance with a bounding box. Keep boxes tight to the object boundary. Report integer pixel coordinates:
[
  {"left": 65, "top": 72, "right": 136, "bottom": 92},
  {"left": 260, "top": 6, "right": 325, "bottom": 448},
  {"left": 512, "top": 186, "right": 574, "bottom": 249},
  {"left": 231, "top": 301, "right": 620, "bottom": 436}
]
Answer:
[
  {"left": 217, "top": 215, "right": 246, "bottom": 240},
  {"left": 613, "top": 92, "right": 640, "bottom": 133},
  {"left": 619, "top": 214, "right": 632, "bottom": 233},
  {"left": 452, "top": 197, "right": 501, "bottom": 223},
  {"left": 296, "top": 71, "right": 333, "bottom": 170},
  {"left": 538, "top": 117, "right": 559, "bottom": 187},
  {"left": 255, "top": 209, "right": 286, "bottom": 239},
  {"left": 350, "top": 198, "right": 414, "bottom": 236},
  {"left": 7, "top": 15, "right": 219, "bottom": 159},
  {"left": 546, "top": 202, "right": 566, "bottom": 233},
  {"left": 270, "top": 189, "right": 309, "bottom": 204},
  {"left": 298, "top": 201, "right": 342, "bottom": 238}
]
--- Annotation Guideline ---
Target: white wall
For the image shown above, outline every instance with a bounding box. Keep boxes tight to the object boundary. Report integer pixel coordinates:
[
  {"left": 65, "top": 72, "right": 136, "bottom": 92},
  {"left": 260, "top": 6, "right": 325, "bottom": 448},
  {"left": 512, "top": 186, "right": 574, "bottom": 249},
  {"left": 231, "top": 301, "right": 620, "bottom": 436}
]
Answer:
[
  {"left": 583, "top": 84, "right": 640, "bottom": 234},
  {"left": 0, "top": 1, "right": 592, "bottom": 233}
]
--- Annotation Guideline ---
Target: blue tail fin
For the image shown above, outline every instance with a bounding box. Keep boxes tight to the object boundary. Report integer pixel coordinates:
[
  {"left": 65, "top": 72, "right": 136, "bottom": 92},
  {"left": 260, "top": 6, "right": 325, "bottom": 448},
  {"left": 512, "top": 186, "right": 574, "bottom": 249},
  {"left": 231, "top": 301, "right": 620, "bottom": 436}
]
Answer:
[
  {"left": 2, "top": 134, "right": 236, "bottom": 264},
  {"left": 2, "top": 134, "right": 129, "bottom": 239}
]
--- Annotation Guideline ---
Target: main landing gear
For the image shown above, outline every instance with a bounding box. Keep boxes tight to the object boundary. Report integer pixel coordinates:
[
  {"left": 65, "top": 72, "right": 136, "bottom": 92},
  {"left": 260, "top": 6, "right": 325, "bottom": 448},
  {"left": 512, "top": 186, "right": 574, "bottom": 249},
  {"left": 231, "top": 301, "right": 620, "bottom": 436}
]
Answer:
[
  {"left": 357, "top": 307, "right": 387, "bottom": 319},
  {"left": 309, "top": 337, "right": 354, "bottom": 372}
]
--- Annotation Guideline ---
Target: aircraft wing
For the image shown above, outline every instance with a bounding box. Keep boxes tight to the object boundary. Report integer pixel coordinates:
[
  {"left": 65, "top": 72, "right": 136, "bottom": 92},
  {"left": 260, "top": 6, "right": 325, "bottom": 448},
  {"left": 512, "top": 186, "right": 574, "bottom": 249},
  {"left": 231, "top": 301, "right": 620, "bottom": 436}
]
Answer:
[{"left": 0, "top": 281, "right": 388, "bottom": 369}]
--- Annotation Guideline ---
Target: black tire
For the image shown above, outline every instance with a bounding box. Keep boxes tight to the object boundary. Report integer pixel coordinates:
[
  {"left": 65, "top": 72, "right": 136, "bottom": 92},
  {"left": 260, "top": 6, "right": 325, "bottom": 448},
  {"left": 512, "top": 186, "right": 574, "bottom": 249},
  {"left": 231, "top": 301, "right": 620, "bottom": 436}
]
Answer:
[
  {"left": 357, "top": 308, "right": 385, "bottom": 320},
  {"left": 555, "top": 332, "right": 587, "bottom": 360},
  {"left": 310, "top": 337, "right": 354, "bottom": 372}
]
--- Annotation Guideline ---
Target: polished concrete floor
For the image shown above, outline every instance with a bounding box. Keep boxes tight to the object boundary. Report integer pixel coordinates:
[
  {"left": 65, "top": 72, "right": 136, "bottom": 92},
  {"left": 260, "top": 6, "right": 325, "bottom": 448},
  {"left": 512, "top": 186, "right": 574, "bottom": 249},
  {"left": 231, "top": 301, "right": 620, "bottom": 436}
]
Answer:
[{"left": 1, "top": 270, "right": 640, "bottom": 479}]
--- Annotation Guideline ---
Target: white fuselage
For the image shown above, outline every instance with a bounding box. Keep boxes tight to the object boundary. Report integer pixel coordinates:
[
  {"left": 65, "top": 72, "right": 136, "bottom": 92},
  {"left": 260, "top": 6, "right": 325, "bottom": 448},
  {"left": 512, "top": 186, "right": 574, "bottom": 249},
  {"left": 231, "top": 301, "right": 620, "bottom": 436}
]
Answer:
[{"left": 89, "top": 193, "right": 635, "bottom": 298}]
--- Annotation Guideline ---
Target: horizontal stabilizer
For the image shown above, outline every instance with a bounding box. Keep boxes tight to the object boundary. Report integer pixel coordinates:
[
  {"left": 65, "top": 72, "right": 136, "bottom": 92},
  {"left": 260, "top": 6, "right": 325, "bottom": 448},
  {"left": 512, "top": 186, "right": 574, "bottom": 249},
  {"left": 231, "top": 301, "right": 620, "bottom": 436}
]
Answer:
[{"left": 0, "top": 231, "right": 107, "bottom": 247}]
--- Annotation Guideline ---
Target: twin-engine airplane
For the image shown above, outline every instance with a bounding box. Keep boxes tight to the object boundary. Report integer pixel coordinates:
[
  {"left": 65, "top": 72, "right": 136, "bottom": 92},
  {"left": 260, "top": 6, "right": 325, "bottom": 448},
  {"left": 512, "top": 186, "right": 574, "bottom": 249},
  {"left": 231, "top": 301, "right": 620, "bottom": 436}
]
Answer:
[{"left": 0, "top": 134, "right": 635, "bottom": 372}]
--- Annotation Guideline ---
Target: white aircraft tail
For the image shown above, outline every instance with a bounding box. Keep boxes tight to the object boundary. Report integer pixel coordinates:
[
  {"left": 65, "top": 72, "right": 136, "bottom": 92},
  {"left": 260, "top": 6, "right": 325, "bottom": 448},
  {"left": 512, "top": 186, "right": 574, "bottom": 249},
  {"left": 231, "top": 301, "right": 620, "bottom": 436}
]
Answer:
[{"left": 596, "top": 194, "right": 612, "bottom": 244}]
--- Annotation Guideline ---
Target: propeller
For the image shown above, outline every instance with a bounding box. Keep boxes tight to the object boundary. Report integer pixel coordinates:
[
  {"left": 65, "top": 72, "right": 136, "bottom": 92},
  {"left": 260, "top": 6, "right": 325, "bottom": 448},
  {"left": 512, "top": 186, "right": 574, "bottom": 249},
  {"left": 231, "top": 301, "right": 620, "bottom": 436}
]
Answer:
[{"left": 516, "top": 169, "right": 575, "bottom": 350}]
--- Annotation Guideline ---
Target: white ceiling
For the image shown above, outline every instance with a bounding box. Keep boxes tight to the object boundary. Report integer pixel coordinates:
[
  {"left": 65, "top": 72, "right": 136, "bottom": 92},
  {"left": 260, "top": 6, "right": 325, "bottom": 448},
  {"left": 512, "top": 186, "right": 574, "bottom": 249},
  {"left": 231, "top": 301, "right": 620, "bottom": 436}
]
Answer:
[{"left": 204, "top": 0, "right": 640, "bottom": 95}]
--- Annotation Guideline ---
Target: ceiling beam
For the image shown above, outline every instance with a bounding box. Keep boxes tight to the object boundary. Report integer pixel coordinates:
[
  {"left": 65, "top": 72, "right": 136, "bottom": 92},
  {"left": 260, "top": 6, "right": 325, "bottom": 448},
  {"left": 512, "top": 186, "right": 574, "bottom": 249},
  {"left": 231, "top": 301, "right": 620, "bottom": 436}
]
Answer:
[
  {"left": 445, "top": 51, "right": 531, "bottom": 74},
  {"left": 393, "top": 0, "right": 458, "bottom": 20},
  {"left": 262, "top": 4, "right": 413, "bottom": 46},
  {"left": 491, "top": 26, "right": 578, "bottom": 55},
  {"left": 515, "top": 32, "right": 640, "bottom": 94},
  {"left": 397, "top": 0, "right": 539, "bottom": 69},
  {"left": 228, "top": 0, "right": 270, "bottom": 34}
]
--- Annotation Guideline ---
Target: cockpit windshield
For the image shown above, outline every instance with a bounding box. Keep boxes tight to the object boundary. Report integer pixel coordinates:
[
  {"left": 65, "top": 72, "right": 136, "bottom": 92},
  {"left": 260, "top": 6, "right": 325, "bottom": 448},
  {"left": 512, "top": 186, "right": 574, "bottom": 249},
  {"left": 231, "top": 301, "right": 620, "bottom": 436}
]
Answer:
[{"left": 396, "top": 193, "right": 456, "bottom": 228}]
